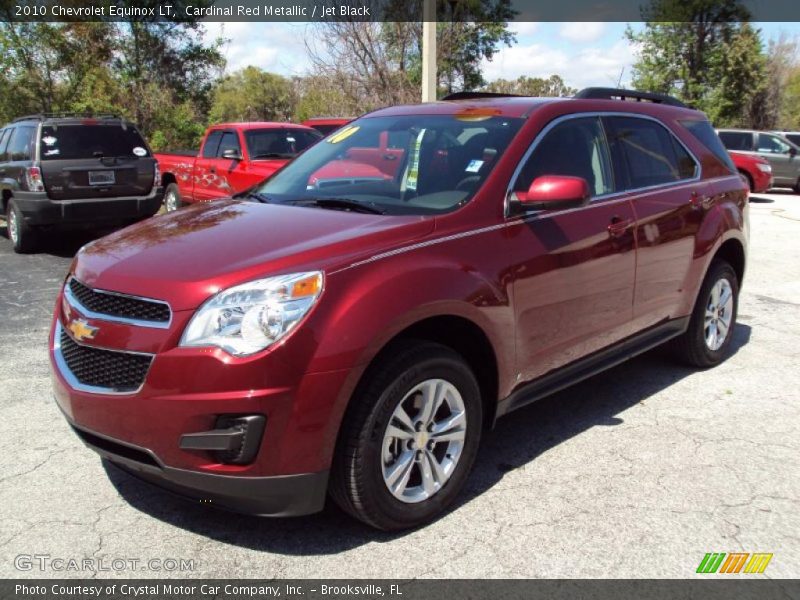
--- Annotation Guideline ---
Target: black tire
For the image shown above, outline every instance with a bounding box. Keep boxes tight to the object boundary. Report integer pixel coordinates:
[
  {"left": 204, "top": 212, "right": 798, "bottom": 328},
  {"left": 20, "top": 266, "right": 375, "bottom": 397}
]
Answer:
[
  {"left": 738, "top": 170, "right": 754, "bottom": 193},
  {"left": 671, "top": 260, "right": 739, "bottom": 368},
  {"left": 163, "top": 183, "right": 183, "bottom": 212},
  {"left": 5, "top": 199, "right": 38, "bottom": 254},
  {"left": 794, "top": 178, "right": 800, "bottom": 194},
  {"left": 330, "top": 341, "right": 483, "bottom": 530}
]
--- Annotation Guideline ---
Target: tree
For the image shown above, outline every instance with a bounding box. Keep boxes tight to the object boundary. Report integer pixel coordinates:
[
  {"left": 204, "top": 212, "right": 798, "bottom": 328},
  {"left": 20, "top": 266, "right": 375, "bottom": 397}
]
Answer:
[
  {"left": 784, "top": 66, "right": 800, "bottom": 129},
  {"left": 485, "top": 75, "right": 576, "bottom": 96},
  {"left": 626, "top": 0, "right": 767, "bottom": 126},
  {"left": 306, "top": 0, "right": 515, "bottom": 109},
  {"left": 747, "top": 34, "right": 800, "bottom": 129},
  {"left": 210, "top": 67, "right": 295, "bottom": 122}
]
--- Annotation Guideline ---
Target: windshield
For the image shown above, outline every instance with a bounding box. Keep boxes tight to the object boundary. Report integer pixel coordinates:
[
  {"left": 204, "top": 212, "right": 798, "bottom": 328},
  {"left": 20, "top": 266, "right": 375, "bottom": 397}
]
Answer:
[
  {"left": 39, "top": 124, "right": 150, "bottom": 160},
  {"left": 244, "top": 128, "right": 322, "bottom": 159},
  {"left": 253, "top": 114, "right": 524, "bottom": 215}
]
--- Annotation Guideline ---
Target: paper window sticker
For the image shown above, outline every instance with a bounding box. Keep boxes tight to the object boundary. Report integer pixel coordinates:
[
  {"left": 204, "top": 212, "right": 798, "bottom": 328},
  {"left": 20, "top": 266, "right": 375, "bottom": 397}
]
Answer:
[
  {"left": 465, "top": 159, "right": 483, "bottom": 173},
  {"left": 42, "top": 136, "right": 57, "bottom": 146}
]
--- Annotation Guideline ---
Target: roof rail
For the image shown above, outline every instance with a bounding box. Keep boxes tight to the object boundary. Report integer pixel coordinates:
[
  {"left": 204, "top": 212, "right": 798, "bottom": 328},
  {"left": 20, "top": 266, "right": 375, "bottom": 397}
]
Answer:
[
  {"left": 441, "top": 91, "right": 521, "bottom": 101},
  {"left": 12, "top": 112, "right": 122, "bottom": 123},
  {"left": 574, "top": 87, "right": 688, "bottom": 108}
]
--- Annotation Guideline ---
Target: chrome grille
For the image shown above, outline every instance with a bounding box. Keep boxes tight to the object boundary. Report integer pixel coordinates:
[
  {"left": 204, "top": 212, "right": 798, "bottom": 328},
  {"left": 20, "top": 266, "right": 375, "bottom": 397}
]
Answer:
[{"left": 67, "top": 277, "right": 170, "bottom": 325}]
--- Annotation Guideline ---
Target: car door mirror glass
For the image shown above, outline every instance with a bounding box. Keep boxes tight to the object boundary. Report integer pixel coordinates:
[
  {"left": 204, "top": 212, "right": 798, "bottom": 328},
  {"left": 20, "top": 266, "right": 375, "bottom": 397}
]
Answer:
[{"left": 221, "top": 148, "right": 242, "bottom": 160}]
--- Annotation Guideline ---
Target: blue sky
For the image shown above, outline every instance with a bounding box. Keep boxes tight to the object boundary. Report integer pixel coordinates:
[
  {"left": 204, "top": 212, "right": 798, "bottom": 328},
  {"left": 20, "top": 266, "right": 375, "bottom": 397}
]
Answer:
[{"left": 202, "top": 22, "right": 800, "bottom": 90}]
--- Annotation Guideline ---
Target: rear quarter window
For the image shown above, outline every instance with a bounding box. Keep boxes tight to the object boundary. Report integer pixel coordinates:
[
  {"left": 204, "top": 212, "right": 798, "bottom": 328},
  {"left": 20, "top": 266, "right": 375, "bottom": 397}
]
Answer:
[
  {"left": 7, "top": 126, "right": 36, "bottom": 161},
  {"left": 39, "top": 124, "right": 150, "bottom": 161},
  {"left": 717, "top": 131, "right": 753, "bottom": 152},
  {"left": 682, "top": 120, "right": 736, "bottom": 173}
]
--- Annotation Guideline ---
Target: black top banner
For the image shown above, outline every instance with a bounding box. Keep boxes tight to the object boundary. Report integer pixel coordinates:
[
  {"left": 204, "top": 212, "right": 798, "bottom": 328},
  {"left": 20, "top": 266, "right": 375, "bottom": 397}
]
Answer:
[{"left": 3, "top": 0, "right": 800, "bottom": 23}]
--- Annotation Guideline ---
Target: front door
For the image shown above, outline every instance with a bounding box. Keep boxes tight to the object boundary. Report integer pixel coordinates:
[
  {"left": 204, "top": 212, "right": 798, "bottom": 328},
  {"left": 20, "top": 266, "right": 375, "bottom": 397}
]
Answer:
[{"left": 508, "top": 115, "right": 637, "bottom": 383}]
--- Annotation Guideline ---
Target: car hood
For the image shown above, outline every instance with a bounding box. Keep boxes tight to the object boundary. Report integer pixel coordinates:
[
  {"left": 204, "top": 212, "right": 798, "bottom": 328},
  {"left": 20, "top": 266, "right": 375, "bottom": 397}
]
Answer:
[{"left": 73, "top": 200, "right": 434, "bottom": 310}]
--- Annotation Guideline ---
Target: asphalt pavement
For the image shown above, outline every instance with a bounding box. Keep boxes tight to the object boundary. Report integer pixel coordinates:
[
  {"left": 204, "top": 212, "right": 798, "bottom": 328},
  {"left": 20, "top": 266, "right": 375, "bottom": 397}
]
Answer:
[{"left": 0, "top": 192, "right": 798, "bottom": 579}]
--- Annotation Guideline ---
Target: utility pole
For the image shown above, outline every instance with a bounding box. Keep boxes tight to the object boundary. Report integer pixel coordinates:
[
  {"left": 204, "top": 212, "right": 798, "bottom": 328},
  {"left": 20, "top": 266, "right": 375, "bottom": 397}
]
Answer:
[{"left": 421, "top": 0, "right": 437, "bottom": 102}]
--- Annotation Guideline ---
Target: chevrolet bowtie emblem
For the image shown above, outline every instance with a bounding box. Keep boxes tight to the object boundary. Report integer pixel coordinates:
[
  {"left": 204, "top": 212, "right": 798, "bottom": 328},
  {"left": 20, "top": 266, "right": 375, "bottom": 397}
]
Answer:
[{"left": 68, "top": 319, "right": 98, "bottom": 342}]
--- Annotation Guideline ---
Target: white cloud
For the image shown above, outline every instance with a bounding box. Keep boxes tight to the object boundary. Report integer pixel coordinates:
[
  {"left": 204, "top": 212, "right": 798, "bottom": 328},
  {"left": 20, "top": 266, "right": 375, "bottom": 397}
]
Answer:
[
  {"left": 509, "top": 22, "right": 540, "bottom": 37},
  {"left": 481, "top": 39, "right": 636, "bottom": 90},
  {"left": 200, "top": 22, "right": 315, "bottom": 76},
  {"left": 558, "top": 22, "right": 607, "bottom": 43}
]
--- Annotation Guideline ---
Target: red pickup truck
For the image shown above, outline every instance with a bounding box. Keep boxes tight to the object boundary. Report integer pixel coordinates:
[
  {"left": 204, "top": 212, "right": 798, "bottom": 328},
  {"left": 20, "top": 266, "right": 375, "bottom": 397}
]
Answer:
[{"left": 156, "top": 122, "right": 322, "bottom": 211}]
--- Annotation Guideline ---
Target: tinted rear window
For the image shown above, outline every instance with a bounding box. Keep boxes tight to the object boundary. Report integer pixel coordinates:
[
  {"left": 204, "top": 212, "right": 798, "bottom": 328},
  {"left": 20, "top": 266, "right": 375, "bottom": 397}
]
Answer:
[
  {"left": 39, "top": 124, "right": 150, "bottom": 161},
  {"left": 682, "top": 120, "right": 736, "bottom": 173},
  {"left": 717, "top": 131, "right": 752, "bottom": 152},
  {"left": 8, "top": 126, "right": 36, "bottom": 161}
]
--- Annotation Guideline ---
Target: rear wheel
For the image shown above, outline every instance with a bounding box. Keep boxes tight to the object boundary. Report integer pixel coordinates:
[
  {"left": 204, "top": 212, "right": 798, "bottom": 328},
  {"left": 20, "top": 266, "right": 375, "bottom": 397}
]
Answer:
[
  {"left": 163, "top": 183, "right": 182, "bottom": 212},
  {"left": 330, "top": 341, "right": 483, "bottom": 530},
  {"left": 671, "top": 260, "right": 739, "bottom": 368},
  {"left": 6, "top": 199, "right": 38, "bottom": 254}
]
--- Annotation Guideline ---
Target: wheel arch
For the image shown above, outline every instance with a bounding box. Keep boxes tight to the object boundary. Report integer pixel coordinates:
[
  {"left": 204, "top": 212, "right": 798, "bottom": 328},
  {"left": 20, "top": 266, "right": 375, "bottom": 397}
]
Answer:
[
  {"left": 161, "top": 172, "right": 177, "bottom": 187},
  {"left": 713, "top": 237, "right": 746, "bottom": 287}
]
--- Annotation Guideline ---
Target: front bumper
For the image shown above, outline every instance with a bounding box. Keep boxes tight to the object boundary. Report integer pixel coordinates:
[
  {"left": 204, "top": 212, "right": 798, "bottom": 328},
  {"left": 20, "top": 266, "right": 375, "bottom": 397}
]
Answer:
[
  {"left": 67, "top": 418, "right": 328, "bottom": 516},
  {"left": 13, "top": 187, "right": 163, "bottom": 226}
]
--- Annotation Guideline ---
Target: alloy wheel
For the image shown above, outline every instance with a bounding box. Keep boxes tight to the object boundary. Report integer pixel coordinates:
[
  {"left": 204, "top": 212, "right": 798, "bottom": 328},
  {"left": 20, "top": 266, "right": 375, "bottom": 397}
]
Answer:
[
  {"left": 381, "top": 378, "right": 467, "bottom": 504},
  {"left": 704, "top": 278, "right": 734, "bottom": 351}
]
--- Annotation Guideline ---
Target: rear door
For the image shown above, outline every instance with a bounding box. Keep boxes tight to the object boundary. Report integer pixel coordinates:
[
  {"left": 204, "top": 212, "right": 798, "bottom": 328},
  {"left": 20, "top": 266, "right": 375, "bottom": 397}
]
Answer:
[
  {"left": 755, "top": 132, "right": 799, "bottom": 185},
  {"left": 604, "top": 115, "right": 704, "bottom": 331},
  {"left": 38, "top": 122, "right": 155, "bottom": 200}
]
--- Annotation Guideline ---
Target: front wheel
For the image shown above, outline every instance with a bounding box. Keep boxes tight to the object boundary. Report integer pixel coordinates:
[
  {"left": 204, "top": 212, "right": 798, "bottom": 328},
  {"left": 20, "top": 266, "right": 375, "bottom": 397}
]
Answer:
[
  {"left": 671, "top": 259, "right": 739, "bottom": 368},
  {"left": 330, "top": 341, "right": 483, "bottom": 530}
]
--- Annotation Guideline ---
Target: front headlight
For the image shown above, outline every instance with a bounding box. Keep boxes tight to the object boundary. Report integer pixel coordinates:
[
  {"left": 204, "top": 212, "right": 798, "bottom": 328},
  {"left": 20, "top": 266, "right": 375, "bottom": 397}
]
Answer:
[
  {"left": 757, "top": 163, "right": 772, "bottom": 173},
  {"left": 180, "top": 271, "right": 323, "bottom": 356}
]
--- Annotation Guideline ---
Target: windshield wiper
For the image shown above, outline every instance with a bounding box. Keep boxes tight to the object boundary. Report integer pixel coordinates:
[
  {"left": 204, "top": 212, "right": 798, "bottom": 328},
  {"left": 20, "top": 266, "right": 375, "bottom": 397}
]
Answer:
[
  {"left": 242, "top": 191, "right": 273, "bottom": 203},
  {"left": 292, "top": 197, "right": 386, "bottom": 215}
]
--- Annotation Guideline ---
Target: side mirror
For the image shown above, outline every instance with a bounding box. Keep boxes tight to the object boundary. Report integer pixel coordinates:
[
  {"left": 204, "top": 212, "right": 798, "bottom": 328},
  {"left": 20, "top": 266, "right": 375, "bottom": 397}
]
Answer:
[
  {"left": 509, "top": 175, "right": 591, "bottom": 215},
  {"left": 789, "top": 146, "right": 798, "bottom": 157},
  {"left": 221, "top": 148, "right": 242, "bottom": 161}
]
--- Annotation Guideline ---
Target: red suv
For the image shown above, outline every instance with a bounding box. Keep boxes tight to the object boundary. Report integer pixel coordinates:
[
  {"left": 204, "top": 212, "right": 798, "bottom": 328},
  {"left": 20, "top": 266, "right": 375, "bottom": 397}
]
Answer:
[{"left": 50, "top": 88, "right": 748, "bottom": 530}]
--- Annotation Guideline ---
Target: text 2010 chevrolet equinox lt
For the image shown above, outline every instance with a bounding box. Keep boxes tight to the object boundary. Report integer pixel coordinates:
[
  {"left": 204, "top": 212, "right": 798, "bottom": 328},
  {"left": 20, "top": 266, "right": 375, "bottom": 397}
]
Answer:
[{"left": 50, "top": 88, "right": 748, "bottom": 530}]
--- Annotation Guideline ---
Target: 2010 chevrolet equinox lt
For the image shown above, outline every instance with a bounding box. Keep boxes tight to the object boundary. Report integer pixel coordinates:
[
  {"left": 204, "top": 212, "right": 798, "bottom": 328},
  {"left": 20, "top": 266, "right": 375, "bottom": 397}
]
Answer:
[{"left": 50, "top": 88, "right": 748, "bottom": 530}]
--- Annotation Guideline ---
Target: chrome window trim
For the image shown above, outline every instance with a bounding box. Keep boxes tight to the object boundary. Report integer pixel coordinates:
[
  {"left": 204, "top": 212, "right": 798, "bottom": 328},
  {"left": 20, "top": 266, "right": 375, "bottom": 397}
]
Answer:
[
  {"left": 64, "top": 276, "right": 172, "bottom": 329},
  {"left": 53, "top": 321, "right": 154, "bottom": 396},
  {"left": 504, "top": 111, "right": 703, "bottom": 219}
]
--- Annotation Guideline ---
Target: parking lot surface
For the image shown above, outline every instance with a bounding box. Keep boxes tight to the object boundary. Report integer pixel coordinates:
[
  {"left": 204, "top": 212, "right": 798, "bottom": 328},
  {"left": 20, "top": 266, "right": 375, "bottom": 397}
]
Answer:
[{"left": 0, "top": 192, "right": 798, "bottom": 579}]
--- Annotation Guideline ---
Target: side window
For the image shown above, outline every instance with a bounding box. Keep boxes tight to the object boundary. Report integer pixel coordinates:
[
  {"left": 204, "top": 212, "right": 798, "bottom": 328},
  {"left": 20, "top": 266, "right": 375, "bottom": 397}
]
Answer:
[
  {"left": 201, "top": 131, "right": 223, "bottom": 158},
  {"left": 217, "top": 131, "right": 240, "bottom": 157},
  {"left": 0, "top": 129, "right": 10, "bottom": 161},
  {"left": 606, "top": 117, "right": 696, "bottom": 190},
  {"left": 514, "top": 117, "right": 613, "bottom": 198},
  {"left": 681, "top": 120, "right": 736, "bottom": 173},
  {"left": 718, "top": 131, "right": 753, "bottom": 152},
  {"left": 757, "top": 133, "right": 791, "bottom": 154},
  {"left": 7, "top": 126, "right": 35, "bottom": 161}
]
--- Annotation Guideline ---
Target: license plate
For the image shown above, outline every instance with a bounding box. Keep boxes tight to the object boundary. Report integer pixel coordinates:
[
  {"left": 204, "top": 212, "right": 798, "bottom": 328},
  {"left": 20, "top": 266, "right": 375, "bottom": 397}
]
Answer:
[{"left": 88, "top": 171, "right": 115, "bottom": 186}]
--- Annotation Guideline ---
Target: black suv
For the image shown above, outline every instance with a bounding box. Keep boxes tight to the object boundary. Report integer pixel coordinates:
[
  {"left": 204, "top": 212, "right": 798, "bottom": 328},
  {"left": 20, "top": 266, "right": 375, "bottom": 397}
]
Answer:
[{"left": 0, "top": 114, "right": 163, "bottom": 253}]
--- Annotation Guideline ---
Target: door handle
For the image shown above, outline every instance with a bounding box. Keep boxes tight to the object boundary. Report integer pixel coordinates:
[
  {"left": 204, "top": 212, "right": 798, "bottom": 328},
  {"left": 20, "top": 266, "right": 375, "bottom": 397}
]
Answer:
[
  {"left": 383, "top": 154, "right": 398, "bottom": 160},
  {"left": 209, "top": 166, "right": 217, "bottom": 174},
  {"left": 608, "top": 216, "right": 632, "bottom": 238},
  {"left": 690, "top": 190, "right": 710, "bottom": 209}
]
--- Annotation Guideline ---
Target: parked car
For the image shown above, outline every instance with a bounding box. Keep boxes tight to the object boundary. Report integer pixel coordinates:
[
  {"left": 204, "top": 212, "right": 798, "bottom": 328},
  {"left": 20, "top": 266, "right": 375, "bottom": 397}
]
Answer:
[
  {"left": 156, "top": 122, "right": 322, "bottom": 211},
  {"left": 51, "top": 88, "right": 748, "bottom": 530},
  {"left": 717, "top": 128, "right": 800, "bottom": 193},
  {"left": 0, "top": 113, "right": 162, "bottom": 253},
  {"left": 729, "top": 150, "right": 773, "bottom": 193},
  {"left": 301, "top": 117, "right": 353, "bottom": 136},
  {"left": 774, "top": 131, "right": 800, "bottom": 147}
]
